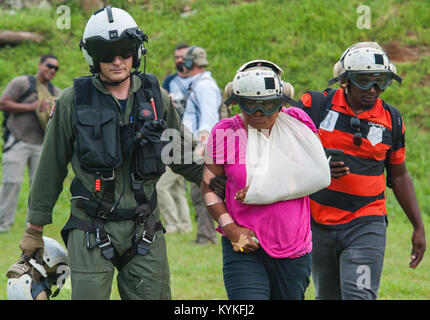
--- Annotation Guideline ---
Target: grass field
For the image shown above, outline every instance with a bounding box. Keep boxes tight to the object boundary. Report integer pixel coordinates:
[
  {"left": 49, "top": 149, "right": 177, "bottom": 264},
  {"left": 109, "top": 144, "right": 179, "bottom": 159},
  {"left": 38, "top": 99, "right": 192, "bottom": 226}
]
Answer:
[
  {"left": 0, "top": 177, "right": 429, "bottom": 300},
  {"left": 0, "top": 0, "right": 429, "bottom": 300}
]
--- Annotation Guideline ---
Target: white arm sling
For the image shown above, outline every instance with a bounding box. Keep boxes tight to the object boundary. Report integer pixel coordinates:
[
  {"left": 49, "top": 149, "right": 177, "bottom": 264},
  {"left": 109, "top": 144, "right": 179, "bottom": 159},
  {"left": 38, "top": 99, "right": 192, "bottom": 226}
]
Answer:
[{"left": 244, "top": 112, "right": 331, "bottom": 205}]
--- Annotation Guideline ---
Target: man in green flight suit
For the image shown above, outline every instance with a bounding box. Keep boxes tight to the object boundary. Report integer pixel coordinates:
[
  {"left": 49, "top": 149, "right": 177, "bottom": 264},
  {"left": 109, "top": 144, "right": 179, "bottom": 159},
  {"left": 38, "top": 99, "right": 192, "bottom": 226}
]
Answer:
[{"left": 18, "top": 6, "right": 202, "bottom": 300}]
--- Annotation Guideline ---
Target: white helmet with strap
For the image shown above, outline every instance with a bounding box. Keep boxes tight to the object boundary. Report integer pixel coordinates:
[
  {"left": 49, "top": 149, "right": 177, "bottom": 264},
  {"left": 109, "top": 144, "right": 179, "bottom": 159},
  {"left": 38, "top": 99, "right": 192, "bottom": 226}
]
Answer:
[
  {"left": 6, "top": 237, "right": 70, "bottom": 300},
  {"left": 224, "top": 59, "right": 296, "bottom": 107},
  {"left": 329, "top": 42, "right": 402, "bottom": 86},
  {"left": 79, "top": 6, "right": 148, "bottom": 74}
]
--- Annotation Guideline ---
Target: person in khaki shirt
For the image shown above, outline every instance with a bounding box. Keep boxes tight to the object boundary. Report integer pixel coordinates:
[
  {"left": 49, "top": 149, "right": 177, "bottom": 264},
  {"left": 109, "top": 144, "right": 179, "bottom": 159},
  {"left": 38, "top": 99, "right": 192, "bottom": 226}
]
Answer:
[{"left": 0, "top": 54, "right": 61, "bottom": 233}]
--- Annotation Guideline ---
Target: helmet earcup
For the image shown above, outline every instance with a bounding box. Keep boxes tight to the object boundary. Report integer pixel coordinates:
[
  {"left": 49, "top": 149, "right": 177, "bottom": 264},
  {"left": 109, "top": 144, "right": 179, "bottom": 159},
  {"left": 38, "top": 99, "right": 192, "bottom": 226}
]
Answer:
[
  {"left": 224, "top": 81, "right": 233, "bottom": 98},
  {"left": 223, "top": 81, "right": 236, "bottom": 106},
  {"left": 184, "top": 46, "right": 197, "bottom": 69},
  {"left": 281, "top": 81, "right": 294, "bottom": 99},
  {"left": 333, "top": 61, "right": 346, "bottom": 84}
]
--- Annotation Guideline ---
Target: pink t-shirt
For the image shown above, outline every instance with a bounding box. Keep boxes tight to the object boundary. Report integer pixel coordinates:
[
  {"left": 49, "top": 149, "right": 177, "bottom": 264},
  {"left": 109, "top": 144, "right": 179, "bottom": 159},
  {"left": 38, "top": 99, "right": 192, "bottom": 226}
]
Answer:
[{"left": 206, "top": 107, "right": 317, "bottom": 258}]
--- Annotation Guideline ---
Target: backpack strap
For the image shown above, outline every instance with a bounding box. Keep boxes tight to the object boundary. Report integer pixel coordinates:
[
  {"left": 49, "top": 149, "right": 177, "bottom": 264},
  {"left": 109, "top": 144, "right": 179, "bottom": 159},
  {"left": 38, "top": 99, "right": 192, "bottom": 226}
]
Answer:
[
  {"left": 2, "top": 75, "right": 37, "bottom": 147},
  {"left": 47, "top": 82, "right": 56, "bottom": 96},
  {"left": 382, "top": 100, "right": 403, "bottom": 189},
  {"left": 303, "top": 88, "right": 337, "bottom": 128},
  {"left": 16, "top": 75, "right": 37, "bottom": 103},
  {"left": 161, "top": 73, "right": 178, "bottom": 92}
]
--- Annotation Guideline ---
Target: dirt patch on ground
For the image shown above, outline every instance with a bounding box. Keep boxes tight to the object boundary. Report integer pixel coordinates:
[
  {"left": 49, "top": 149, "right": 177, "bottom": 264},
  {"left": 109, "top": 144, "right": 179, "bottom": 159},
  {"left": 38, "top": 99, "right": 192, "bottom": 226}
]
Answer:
[
  {"left": 418, "top": 74, "right": 430, "bottom": 86},
  {"left": 383, "top": 41, "right": 430, "bottom": 62}
]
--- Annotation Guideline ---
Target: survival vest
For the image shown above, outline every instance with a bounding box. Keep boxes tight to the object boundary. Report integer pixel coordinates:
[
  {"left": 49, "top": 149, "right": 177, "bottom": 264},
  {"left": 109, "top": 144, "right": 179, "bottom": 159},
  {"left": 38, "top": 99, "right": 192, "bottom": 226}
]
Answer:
[{"left": 62, "top": 73, "right": 167, "bottom": 270}]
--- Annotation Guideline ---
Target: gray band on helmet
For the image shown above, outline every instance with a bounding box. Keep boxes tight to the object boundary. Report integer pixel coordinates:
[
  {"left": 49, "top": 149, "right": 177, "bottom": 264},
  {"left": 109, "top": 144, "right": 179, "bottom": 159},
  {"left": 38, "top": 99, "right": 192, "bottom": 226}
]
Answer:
[{"left": 106, "top": 6, "right": 114, "bottom": 23}]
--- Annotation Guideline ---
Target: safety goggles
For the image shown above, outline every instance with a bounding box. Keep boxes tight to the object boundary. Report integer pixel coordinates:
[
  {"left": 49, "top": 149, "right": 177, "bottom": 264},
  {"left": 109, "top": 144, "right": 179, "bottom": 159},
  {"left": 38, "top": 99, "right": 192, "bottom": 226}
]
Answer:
[
  {"left": 85, "top": 36, "right": 138, "bottom": 63},
  {"left": 348, "top": 72, "right": 391, "bottom": 91},
  {"left": 238, "top": 97, "right": 282, "bottom": 115},
  {"left": 350, "top": 117, "right": 362, "bottom": 147},
  {"left": 45, "top": 63, "right": 59, "bottom": 71}
]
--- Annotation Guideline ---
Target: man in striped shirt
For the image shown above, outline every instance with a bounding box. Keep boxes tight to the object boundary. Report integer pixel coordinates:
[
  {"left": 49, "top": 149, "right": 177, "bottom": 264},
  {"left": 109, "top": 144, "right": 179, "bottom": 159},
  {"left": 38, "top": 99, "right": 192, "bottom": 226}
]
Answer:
[{"left": 299, "top": 42, "right": 426, "bottom": 299}]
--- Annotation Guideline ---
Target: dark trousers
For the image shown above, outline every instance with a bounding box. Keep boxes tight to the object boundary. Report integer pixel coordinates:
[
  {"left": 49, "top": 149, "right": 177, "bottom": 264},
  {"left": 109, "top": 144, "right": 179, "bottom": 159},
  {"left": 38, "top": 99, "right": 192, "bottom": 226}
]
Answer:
[
  {"left": 221, "top": 237, "right": 311, "bottom": 300},
  {"left": 311, "top": 219, "right": 387, "bottom": 300}
]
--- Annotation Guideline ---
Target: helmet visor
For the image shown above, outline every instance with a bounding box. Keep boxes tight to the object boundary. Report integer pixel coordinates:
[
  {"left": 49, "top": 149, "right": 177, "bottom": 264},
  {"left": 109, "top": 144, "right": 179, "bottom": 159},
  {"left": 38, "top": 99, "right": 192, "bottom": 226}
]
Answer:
[
  {"left": 85, "top": 36, "right": 138, "bottom": 63},
  {"left": 348, "top": 72, "right": 391, "bottom": 91},
  {"left": 238, "top": 97, "right": 282, "bottom": 115}
]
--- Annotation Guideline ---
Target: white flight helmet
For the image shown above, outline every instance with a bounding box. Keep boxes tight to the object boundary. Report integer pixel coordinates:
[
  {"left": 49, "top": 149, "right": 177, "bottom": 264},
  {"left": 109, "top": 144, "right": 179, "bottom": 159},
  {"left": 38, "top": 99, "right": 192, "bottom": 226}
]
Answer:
[
  {"left": 224, "top": 59, "right": 296, "bottom": 109},
  {"left": 6, "top": 236, "right": 70, "bottom": 300},
  {"left": 329, "top": 42, "right": 402, "bottom": 86},
  {"left": 79, "top": 6, "right": 148, "bottom": 74}
]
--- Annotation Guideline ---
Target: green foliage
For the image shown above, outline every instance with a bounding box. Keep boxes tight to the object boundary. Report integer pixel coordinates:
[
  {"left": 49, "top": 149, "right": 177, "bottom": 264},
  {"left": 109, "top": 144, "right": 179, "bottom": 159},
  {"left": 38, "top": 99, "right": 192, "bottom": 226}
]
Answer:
[{"left": 0, "top": 0, "right": 429, "bottom": 300}]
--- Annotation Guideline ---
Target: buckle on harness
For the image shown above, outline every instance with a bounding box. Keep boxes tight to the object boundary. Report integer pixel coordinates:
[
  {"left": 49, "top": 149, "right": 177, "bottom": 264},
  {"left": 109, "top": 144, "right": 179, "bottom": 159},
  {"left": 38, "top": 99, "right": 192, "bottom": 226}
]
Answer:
[
  {"left": 136, "top": 231, "right": 155, "bottom": 256},
  {"left": 96, "top": 228, "right": 111, "bottom": 247},
  {"left": 86, "top": 228, "right": 115, "bottom": 260},
  {"left": 141, "top": 230, "right": 155, "bottom": 244},
  {"left": 86, "top": 232, "right": 98, "bottom": 249},
  {"left": 136, "top": 203, "right": 151, "bottom": 225},
  {"left": 101, "top": 170, "right": 115, "bottom": 181},
  {"left": 97, "top": 230, "right": 115, "bottom": 260}
]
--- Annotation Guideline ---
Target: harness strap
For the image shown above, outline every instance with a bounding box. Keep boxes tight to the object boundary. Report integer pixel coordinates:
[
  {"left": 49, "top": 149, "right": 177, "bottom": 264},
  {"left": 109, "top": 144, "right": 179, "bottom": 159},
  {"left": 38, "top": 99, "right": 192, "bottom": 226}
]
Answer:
[
  {"left": 61, "top": 215, "right": 163, "bottom": 271},
  {"left": 98, "top": 171, "right": 117, "bottom": 219},
  {"left": 71, "top": 177, "right": 157, "bottom": 221}
]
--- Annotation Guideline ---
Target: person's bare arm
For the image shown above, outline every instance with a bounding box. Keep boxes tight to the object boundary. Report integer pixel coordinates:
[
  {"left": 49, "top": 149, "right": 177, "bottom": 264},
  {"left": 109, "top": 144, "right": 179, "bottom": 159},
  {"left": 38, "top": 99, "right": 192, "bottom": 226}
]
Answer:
[
  {"left": 201, "top": 163, "right": 259, "bottom": 253},
  {"left": 390, "top": 162, "right": 426, "bottom": 269}
]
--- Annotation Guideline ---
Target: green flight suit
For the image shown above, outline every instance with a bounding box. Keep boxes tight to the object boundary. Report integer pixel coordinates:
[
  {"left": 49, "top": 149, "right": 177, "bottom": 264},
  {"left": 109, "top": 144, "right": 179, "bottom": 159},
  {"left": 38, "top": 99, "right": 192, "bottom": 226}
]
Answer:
[{"left": 26, "top": 74, "right": 203, "bottom": 300}]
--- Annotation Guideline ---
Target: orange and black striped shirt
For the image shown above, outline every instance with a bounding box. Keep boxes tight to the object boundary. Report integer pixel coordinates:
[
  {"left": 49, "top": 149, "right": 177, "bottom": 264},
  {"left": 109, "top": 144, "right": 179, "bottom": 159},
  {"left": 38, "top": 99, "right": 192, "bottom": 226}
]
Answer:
[{"left": 300, "top": 89, "right": 405, "bottom": 226}]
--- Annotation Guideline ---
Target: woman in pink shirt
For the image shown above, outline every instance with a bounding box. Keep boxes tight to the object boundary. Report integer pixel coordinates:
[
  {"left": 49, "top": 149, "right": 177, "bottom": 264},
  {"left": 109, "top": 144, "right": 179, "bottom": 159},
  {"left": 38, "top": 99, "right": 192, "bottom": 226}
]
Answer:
[{"left": 201, "top": 60, "right": 317, "bottom": 300}]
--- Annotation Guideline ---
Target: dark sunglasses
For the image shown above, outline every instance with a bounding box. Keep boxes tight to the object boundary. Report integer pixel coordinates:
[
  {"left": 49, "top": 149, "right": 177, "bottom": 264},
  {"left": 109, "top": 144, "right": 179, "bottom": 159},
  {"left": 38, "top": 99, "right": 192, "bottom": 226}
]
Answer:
[
  {"left": 99, "top": 51, "right": 134, "bottom": 63},
  {"left": 85, "top": 36, "right": 137, "bottom": 63},
  {"left": 350, "top": 117, "right": 362, "bottom": 147},
  {"left": 45, "top": 63, "right": 59, "bottom": 71}
]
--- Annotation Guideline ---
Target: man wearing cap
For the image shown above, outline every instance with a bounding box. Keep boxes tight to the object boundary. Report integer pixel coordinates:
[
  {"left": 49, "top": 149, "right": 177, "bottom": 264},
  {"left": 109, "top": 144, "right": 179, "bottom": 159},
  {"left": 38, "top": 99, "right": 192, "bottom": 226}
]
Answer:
[{"left": 180, "top": 46, "right": 222, "bottom": 244}]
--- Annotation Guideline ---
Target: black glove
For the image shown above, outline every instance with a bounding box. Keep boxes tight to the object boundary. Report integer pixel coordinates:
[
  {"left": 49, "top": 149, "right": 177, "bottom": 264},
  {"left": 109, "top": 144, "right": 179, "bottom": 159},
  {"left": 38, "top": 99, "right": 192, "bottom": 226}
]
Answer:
[{"left": 209, "top": 174, "right": 227, "bottom": 200}]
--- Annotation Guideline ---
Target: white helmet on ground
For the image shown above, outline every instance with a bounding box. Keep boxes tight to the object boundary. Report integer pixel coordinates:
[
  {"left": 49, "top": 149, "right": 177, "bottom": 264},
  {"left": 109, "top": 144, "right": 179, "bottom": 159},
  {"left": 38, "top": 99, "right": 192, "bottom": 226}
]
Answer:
[
  {"left": 79, "top": 6, "right": 148, "bottom": 74},
  {"left": 6, "top": 236, "right": 70, "bottom": 300}
]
